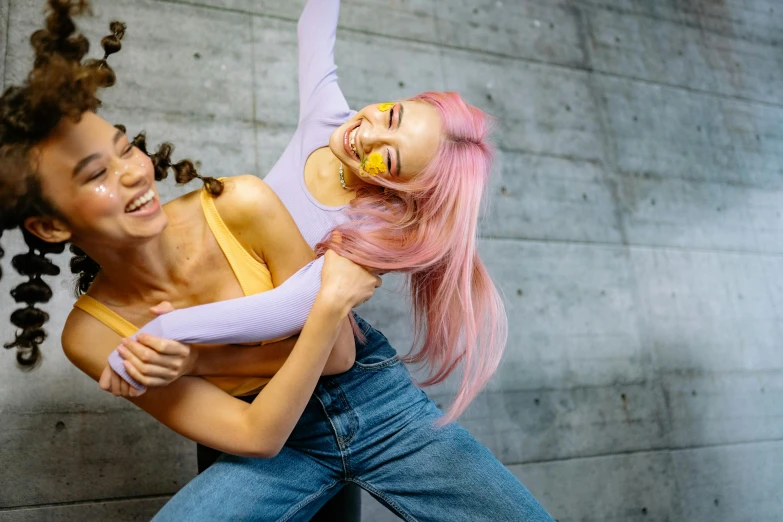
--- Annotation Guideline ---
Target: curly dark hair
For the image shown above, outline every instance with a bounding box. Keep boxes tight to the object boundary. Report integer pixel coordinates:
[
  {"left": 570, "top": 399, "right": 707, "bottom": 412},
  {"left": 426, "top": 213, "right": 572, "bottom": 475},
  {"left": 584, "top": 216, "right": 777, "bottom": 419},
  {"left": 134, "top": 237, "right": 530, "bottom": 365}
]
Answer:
[{"left": 0, "top": 0, "right": 223, "bottom": 367}]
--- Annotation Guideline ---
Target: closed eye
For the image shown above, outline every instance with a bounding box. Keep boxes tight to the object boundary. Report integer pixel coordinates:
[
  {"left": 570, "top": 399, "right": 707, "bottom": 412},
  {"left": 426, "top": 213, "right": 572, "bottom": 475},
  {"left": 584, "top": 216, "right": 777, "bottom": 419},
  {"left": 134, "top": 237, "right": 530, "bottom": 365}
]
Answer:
[
  {"left": 389, "top": 108, "right": 394, "bottom": 128},
  {"left": 89, "top": 169, "right": 107, "bottom": 182},
  {"left": 387, "top": 149, "right": 392, "bottom": 172}
]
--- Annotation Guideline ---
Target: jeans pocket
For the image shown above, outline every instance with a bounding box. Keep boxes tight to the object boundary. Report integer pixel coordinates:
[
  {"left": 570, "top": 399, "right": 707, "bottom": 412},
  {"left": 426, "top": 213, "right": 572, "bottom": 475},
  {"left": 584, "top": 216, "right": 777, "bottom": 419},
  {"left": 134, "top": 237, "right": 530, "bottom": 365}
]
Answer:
[{"left": 353, "top": 354, "right": 401, "bottom": 371}]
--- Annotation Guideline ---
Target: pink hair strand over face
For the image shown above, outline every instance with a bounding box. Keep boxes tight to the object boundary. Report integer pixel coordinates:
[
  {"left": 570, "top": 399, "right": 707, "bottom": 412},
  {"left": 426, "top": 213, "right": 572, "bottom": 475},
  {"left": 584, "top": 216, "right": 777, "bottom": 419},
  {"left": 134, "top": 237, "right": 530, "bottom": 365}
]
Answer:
[{"left": 317, "top": 91, "right": 508, "bottom": 424}]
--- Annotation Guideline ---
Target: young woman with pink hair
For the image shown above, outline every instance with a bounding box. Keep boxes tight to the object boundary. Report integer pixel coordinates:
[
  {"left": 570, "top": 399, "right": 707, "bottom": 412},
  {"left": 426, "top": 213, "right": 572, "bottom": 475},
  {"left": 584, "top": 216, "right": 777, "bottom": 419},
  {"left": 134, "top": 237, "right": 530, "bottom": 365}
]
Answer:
[
  {"left": 0, "top": 0, "right": 552, "bottom": 519},
  {"left": 110, "top": 32, "right": 505, "bottom": 428}
]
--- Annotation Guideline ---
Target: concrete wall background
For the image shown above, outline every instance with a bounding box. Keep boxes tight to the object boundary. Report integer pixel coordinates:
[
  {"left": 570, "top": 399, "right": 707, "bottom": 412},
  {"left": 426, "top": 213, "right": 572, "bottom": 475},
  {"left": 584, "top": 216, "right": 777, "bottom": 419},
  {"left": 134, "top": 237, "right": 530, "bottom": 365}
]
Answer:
[{"left": 1, "top": 0, "right": 781, "bottom": 520}]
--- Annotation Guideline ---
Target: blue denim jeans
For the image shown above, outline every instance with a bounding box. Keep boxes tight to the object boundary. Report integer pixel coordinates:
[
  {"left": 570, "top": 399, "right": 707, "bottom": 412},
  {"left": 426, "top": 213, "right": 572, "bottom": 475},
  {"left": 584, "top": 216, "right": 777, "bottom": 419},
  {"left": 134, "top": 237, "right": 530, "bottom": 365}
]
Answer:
[{"left": 152, "top": 316, "right": 554, "bottom": 522}]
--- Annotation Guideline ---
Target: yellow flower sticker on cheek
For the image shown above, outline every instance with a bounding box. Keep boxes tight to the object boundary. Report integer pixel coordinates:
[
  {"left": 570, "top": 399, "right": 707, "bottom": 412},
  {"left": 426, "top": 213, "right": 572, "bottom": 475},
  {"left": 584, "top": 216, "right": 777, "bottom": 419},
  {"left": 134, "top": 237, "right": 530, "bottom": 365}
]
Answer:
[
  {"left": 378, "top": 102, "right": 395, "bottom": 112},
  {"left": 361, "top": 152, "right": 387, "bottom": 177}
]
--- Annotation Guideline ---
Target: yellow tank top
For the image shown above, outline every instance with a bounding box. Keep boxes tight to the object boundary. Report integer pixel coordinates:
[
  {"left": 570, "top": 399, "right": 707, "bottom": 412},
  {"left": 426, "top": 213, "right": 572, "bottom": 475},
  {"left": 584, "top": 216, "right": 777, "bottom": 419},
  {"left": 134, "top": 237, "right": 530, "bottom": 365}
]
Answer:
[{"left": 73, "top": 183, "right": 274, "bottom": 397}]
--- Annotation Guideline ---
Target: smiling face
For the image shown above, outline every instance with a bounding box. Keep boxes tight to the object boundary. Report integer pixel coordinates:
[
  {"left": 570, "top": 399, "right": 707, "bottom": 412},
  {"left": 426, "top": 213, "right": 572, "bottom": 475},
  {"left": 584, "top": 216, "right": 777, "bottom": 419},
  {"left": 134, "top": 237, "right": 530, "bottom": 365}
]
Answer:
[
  {"left": 329, "top": 101, "right": 442, "bottom": 183},
  {"left": 28, "top": 112, "right": 166, "bottom": 247}
]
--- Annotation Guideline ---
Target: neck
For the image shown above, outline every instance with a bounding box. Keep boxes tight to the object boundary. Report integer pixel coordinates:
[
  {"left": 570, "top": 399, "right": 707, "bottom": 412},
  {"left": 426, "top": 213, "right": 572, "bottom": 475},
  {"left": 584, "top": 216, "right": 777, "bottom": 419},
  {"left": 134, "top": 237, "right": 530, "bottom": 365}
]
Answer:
[
  {"left": 337, "top": 156, "right": 363, "bottom": 188},
  {"left": 307, "top": 148, "right": 360, "bottom": 206},
  {"left": 75, "top": 214, "right": 194, "bottom": 304}
]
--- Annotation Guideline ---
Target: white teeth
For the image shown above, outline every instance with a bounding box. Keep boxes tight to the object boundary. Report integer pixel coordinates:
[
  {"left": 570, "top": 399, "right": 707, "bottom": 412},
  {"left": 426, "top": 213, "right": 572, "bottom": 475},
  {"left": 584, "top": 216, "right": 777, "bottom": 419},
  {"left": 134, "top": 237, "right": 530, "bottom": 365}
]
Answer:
[
  {"left": 126, "top": 189, "right": 155, "bottom": 212},
  {"left": 349, "top": 127, "right": 359, "bottom": 157}
]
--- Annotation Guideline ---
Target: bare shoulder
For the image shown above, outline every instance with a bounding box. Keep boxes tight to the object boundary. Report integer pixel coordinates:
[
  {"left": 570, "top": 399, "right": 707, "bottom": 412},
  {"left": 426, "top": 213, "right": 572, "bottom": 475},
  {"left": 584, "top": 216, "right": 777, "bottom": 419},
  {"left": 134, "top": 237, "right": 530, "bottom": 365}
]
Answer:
[
  {"left": 161, "top": 184, "right": 204, "bottom": 219},
  {"left": 62, "top": 307, "right": 121, "bottom": 381},
  {"left": 212, "top": 175, "right": 291, "bottom": 252},
  {"left": 61, "top": 307, "right": 96, "bottom": 361},
  {"left": 215, "top": 175, "right": 284, "bottom": 223}
]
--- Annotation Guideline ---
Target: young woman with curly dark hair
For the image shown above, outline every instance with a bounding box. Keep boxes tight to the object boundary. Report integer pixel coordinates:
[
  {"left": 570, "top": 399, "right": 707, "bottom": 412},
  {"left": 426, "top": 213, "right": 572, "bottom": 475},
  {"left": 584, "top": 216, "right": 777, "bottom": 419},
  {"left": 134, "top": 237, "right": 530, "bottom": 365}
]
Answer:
[{"left": 0, "top": 1, "right": 378, "bottom": 520}]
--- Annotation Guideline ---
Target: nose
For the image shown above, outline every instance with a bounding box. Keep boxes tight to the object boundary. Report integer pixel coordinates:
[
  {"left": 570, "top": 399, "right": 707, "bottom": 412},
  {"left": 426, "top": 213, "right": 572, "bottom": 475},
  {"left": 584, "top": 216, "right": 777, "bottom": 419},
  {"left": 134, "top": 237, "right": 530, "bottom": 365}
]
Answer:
[
  {"left": 358, "top": 124, "right": 390, "bottom": 157},
  {"left": 115, "top": 156, "right": 146, "bottom": 187}
]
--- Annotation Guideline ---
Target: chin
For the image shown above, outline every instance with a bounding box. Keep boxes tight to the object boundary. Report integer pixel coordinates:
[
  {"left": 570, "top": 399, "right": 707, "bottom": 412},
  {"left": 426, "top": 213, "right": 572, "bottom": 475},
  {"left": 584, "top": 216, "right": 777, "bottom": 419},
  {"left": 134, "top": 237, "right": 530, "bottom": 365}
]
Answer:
[
  {"left": 131, "top": 210, "right": 169, "bottom": 240},
  {"left": 151, "top": 211, "right": 170, "bottom": 234}
]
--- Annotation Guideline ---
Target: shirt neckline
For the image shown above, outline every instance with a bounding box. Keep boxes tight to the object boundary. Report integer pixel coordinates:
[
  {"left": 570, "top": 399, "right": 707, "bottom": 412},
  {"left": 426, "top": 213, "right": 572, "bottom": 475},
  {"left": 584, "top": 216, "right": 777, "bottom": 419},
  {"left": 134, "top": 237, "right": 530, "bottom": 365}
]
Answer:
[{"left": 296, "top": 114, "right": 354, "bottom": 212}]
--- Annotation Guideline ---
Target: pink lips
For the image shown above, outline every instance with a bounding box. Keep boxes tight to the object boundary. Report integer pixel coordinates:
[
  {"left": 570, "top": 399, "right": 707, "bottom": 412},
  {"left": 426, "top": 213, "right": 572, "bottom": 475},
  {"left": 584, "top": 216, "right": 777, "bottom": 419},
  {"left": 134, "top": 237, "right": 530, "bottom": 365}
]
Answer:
[{"left": 343, "top": 120, "right": 362, "bottom": 161}]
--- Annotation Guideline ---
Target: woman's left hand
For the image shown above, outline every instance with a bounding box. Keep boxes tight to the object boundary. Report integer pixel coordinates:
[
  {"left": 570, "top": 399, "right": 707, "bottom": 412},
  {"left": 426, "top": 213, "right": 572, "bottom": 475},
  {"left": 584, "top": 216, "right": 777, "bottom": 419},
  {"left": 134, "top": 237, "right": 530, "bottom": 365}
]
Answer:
[
  {"left": 100, "top": 301, "right": 197, "bottom": 397},
  {"left": 115, "top": 334, "right": 197, "bottom": 388},
  {"left": 99, "top": 364, "right": 142, "bottom": 398}
]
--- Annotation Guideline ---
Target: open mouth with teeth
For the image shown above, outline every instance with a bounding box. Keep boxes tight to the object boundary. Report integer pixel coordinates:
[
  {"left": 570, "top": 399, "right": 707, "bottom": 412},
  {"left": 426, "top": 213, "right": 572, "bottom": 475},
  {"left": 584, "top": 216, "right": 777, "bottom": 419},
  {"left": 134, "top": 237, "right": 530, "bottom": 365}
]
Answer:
[
  {"left": 344, "top": 120, "right": 362, "bottom": 162},
  {"left": 349, "top": 127, "right": 359, "bottom": 158},
  {"left": 125, "top": 188, "right": 156, "bottom": 213}
]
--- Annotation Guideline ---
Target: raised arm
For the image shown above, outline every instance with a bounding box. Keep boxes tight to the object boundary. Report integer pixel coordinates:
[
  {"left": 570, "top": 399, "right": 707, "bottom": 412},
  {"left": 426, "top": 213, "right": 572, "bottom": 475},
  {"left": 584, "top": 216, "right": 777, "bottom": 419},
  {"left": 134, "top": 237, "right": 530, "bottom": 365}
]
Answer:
[
  {"left": 64, "top": 251, "right": 380, "bottom": 458},
  {"left": 298, "top": 0, "right": 349, "bottom": 121}
]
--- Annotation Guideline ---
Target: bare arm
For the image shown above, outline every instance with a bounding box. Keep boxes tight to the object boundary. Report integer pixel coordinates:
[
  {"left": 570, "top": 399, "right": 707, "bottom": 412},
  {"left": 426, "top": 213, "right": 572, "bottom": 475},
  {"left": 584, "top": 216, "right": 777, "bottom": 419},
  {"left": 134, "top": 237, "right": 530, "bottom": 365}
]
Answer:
[
  {"left": 191, "top": 321, "right": 355, "bottom": 377},
  {"left": 65, "top": 251, "right": 378, "bottom": 457}
]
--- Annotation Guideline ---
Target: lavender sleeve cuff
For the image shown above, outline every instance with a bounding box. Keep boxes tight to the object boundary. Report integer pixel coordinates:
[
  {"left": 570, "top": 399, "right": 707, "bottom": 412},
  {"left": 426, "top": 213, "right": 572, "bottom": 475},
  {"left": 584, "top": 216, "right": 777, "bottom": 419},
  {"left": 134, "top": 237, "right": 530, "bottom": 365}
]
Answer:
[{"left": 108, "top": 257, "right": 325, "bottom": 391}]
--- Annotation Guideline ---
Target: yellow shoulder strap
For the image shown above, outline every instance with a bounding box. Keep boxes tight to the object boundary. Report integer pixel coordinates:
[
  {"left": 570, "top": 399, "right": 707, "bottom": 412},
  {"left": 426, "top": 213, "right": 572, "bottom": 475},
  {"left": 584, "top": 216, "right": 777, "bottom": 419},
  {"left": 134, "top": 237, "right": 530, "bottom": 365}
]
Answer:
[
  {"left": 73, "top": 294, "right": 138, "bottom": 338},
  {"left": 200, "top": 181, "right": 273, "bottom": 295}
]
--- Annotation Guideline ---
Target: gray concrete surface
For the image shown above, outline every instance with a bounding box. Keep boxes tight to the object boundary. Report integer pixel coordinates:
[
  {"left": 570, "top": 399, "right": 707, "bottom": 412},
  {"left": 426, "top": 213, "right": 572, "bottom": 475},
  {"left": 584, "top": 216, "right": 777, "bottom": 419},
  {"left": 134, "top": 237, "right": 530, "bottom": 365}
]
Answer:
[{"left": 1, "top": 0, "right": 781, "bottom": 520}]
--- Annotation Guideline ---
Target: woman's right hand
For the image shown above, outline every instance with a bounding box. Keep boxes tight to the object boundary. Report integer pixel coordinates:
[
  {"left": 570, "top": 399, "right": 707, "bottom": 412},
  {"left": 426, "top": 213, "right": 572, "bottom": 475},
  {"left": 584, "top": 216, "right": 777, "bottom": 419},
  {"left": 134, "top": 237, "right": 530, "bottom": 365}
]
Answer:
[{"left": 319, "top": 245, "right": 381, "bottom": 313}]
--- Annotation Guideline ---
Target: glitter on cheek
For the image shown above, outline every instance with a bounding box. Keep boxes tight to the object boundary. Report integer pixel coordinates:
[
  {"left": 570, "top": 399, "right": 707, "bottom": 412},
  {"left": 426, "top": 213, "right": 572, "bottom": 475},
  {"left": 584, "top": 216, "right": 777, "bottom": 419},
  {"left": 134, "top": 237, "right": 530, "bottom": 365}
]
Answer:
[
  {"left": 133, "top": 149, "right": 152, "bottom": 171},
  {"left": 93, "top": 183, "right": 118, "bottom": 203}
]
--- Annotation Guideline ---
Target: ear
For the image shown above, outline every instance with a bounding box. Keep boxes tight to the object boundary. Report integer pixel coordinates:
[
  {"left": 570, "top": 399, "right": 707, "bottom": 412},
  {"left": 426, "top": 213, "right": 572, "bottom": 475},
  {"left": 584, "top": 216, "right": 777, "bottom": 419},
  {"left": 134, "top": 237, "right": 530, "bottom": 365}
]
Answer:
[{"left": 24, "top": 215, "right": 72, "bottom": 244}]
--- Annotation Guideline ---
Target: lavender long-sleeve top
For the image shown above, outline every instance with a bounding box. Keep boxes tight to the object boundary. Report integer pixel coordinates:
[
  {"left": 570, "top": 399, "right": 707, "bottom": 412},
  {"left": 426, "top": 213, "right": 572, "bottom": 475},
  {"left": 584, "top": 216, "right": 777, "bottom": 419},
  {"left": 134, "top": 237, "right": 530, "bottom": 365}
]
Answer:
[{"left": 108, "top": 0, "right": 356, "bottom": 389}]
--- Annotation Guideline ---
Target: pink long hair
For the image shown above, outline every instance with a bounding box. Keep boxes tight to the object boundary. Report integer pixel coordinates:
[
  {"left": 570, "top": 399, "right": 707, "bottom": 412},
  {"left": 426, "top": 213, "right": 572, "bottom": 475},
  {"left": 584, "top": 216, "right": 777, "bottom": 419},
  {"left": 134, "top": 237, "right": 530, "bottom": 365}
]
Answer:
[{"left": 316, "top": 91, "right": 508, "bottom": 424}]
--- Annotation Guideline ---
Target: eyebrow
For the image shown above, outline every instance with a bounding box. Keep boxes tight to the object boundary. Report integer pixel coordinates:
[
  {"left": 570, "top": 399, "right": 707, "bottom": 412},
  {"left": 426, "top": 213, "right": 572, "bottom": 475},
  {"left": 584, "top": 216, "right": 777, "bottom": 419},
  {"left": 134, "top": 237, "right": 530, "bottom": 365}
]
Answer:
[{"left": 72, "top": 129, "right": 125, "bottom": 178}]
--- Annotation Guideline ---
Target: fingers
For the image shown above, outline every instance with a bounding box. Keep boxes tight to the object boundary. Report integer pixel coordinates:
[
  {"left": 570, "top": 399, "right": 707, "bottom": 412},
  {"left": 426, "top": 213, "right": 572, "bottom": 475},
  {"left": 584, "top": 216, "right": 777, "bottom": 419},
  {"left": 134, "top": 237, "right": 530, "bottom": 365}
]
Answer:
[
  {"left": 331, "top": 230, "right": 343, "bottom": 246},
  {"left": 321, "top": 247, "right": 384, "bottom": 308},
  {"left": 121, "top": 358, "right": 148, "bottom": 387},
  {"left": 110, "top": 370, "right": 122, "bottom": 397},
  {"left": 99, "top": 364, "right": 142, "bottom": 398},
  {"left": 134, "top": 335, "right": 189, "bottom": 357},
  {"left": 99, "top": 364, "right": 112, "bottom": 390},
  {"left": 119, "top": 338, "right": 187, "bottom": 386},
  {"left": 122, "top": 358, "right": 170, "bottom": 388},
  {"left": 119, "top": 340, "right": 179, "bottom": 378},
  {"left": 353, "top": 271, "right": 381, "bottom": 307},
  {"left": 121, "top": 338, "right": 171, "bottom": 368}
]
